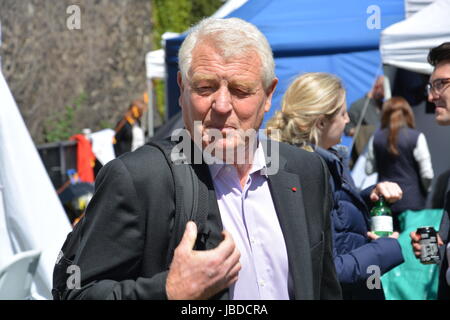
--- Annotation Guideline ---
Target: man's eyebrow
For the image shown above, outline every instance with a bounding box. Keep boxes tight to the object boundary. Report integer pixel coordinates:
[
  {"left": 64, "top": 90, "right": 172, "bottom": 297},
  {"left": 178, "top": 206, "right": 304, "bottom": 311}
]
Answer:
[
  {"left": 191, "top": 74, "right": 219, "bottom": 83},
  {"left": 229, "top": 79, "right": 259, "bottom": 90}
]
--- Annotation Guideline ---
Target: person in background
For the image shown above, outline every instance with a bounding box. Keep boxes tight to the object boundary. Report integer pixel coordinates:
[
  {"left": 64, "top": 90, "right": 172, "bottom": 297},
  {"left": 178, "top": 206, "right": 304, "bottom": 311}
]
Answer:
[
  {"left": 114, "top": 98, "right": 147, "bottom": 157},
  {"left": 365, "top": 96, "right": 434, "bottom": 231},
  {"left": 345, "top": 75, "right": 385, "bottom": 167},
  {"left": 411, "top": 42, "right": 450, "bottom": 300},
  {"left": 266, "top": 72, "right": 404, "bottom": 300}
]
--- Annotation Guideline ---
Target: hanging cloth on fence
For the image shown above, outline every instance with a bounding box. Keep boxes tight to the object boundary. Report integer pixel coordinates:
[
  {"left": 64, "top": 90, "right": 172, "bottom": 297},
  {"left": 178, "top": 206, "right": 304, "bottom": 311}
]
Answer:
[{"left": 70, "top": 134, "right": 96, "bottom": 183}]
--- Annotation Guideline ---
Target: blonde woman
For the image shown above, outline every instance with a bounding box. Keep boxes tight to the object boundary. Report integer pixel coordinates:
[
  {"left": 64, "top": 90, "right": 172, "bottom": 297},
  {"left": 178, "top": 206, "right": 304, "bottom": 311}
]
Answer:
[{"left": 266, "top": 73, "right": 404, "bottom": 300}]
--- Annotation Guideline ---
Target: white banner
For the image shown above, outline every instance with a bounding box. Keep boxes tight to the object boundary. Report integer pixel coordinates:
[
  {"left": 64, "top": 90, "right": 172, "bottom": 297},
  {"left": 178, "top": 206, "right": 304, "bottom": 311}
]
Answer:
[{"left": 0, "top": 71, "right": 72, "bottom": 299}]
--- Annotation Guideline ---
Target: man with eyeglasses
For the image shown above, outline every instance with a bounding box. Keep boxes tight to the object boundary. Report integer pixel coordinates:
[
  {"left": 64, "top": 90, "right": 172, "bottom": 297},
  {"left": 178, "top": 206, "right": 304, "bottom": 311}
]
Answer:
[{"left": 411, "top": 42, "right": 450, "bottom": 300}]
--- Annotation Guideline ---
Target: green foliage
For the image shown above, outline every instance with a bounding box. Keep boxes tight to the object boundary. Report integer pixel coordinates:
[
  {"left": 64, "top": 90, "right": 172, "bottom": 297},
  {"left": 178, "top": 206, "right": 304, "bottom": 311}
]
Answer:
[
  {"left": 43, "top": 93, "right": 88, "bottom": 143},
  {"left": 191, "top": 0, "right": 225, "bottom": 22},
  {"left": 150, "top": 0, "right": 223, "bottom": 119},
  {"left": 151, "top": 0, "right": 224, "bottom": 49},
  {"left": 153, "top": 79, "right": 166, "bottom": 118},
  {"left": 151, "top": 0, "right": 192, "bottom": 50},
  {"left": 99, "top": 119, "right": 114, "bottom": 130}
]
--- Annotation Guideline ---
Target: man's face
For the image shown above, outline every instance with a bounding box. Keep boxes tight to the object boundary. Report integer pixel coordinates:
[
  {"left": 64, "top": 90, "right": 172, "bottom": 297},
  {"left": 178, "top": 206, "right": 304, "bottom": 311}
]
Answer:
[
  {"left": 372, "top": 77, "right": 385, "bottom": 101},
  {"left": 178, "top": 42, "right": 277, "bottom": 155},
  {"left": 428, "top": 60, "right": 450, "bottom": 126}
]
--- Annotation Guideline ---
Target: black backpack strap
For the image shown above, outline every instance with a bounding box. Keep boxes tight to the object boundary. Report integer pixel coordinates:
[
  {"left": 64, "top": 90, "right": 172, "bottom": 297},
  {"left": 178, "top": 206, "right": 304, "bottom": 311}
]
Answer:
[
  {"left": 147, "top": 140, "right": 209, "bottom": 266},
  {"left": 52, "top": 215, "right": 86, "bottom": 300}
]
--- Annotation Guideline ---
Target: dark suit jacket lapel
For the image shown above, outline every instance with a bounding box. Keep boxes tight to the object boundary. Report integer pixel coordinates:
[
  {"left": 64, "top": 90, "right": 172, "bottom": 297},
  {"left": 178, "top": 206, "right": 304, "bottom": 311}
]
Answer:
[{"left": 267, "top": 154, "right": 314, "bottom": 299}]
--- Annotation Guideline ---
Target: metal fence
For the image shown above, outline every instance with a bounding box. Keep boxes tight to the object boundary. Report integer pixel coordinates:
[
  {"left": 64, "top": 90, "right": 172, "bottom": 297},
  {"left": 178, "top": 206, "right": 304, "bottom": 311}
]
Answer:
[{"left": 37, "top": 140, "right": 77, "bottom": 190}]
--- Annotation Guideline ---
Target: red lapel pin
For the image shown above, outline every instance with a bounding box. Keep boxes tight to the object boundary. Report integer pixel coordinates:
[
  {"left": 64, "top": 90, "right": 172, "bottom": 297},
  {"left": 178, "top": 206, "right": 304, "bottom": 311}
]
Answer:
[{"left": 291, "top": 187, "right": 297, "bottom": 192}]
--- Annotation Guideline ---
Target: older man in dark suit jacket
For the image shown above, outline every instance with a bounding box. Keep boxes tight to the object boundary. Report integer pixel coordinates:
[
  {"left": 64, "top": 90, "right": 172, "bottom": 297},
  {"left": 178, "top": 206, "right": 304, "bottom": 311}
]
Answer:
[{"left": 58, "top": 17, "right": 341, "bottom": 300}]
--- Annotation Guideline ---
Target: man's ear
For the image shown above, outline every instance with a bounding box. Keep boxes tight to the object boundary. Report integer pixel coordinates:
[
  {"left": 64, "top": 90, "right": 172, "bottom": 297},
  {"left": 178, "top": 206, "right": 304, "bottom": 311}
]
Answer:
[
  {"left": 264, "top": 78, "right": 278, "bottom": 112},
  {"left": 177, "top": 72, "right": 184, "bottom": 109},
  {"left": 177, "top": 71, "right": 184, "bottom": 91}
]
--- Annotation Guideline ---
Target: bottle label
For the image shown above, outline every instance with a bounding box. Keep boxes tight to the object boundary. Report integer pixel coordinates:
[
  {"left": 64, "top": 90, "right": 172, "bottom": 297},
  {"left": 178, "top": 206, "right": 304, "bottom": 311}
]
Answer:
[{"left": 370, "top": 216, "right": 393, "bottom": 233}]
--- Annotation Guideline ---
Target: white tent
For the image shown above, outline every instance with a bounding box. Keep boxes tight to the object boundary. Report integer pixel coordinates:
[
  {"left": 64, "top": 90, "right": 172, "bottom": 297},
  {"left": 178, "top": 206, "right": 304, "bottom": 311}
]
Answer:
[
  {"left": 145, "top": 48, "right": 165, "bottom": 80},
  {"left": 404, "top": 0, "right": 434, "bottom": 17},
  {"left": 145, "top": 32, "right": 180, "bottom": 80},
  {"left": 0, "top": 70, "right": 72, "bottom": 299},
  {"left": 381, "top": 0, "right": 450, "bottom": 75},
  {"left": 0, "top": 185, "right": 14, "bottom": 263},
  {"left": 144, "top": 32, "right": 179, "bottom": 137}
]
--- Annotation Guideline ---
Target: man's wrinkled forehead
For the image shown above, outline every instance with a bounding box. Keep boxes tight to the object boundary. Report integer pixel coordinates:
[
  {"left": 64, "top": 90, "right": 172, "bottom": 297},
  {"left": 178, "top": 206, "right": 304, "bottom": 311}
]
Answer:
[
  {"left": 192, "top": 37, "right": 261, "bottom": 65},
  {"left": 187, "top": 46, "right": 262, "bottom": 81},
  {"left": 190, "top": 73, "right": 260, "bottom": 88}
]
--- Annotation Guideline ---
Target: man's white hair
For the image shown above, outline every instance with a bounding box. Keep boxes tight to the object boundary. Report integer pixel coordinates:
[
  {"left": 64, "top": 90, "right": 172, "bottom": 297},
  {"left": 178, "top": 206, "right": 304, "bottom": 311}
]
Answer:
[{"left": 178, "top": 17, "right": 275, "bottom": 89}]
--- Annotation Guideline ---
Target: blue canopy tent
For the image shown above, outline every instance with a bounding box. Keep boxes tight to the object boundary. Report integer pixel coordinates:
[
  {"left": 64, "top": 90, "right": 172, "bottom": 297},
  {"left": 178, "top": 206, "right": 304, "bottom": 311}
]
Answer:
[{"left": 164, "top": 0, "right": 405, "bottom": 147}]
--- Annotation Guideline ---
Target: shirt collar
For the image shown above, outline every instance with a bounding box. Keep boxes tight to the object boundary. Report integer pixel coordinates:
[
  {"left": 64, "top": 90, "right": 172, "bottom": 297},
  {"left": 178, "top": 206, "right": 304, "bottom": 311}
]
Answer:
[{"left": 208, "top": 141, "right": 268, "bottom": 179}]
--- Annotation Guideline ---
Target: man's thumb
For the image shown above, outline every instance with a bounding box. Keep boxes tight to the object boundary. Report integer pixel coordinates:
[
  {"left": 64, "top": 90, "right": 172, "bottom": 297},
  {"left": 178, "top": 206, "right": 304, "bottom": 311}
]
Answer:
[{"left": 179, "top": 221, "right": 198, "bottom": 251}]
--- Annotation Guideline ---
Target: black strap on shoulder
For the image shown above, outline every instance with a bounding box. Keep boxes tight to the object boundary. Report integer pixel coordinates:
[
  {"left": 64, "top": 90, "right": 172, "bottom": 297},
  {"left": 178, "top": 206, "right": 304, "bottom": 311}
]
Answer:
[{"left": 147, "top": 140, "right": 208, "bottom": 266}]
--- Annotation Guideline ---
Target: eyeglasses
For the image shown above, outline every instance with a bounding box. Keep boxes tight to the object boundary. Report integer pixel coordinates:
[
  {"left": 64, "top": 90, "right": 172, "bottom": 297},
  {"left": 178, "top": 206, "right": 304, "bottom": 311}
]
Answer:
[{"left": 426, "top": 78, "right": 450, "bottom": 95}]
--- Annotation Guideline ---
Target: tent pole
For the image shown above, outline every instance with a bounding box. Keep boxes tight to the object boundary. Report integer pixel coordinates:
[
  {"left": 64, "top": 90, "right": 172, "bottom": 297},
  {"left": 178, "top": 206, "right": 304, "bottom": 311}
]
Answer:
[
  {"left": 383, "top": 64, "right": 396, "bottom": 100},
  {"left": 349, "top": 63, "right": 383, "bottom": 153}
]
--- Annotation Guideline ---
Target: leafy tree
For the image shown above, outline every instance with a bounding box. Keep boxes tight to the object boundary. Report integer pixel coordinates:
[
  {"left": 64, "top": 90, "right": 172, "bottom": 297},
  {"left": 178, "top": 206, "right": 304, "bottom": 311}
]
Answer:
[
  {"left": 43, "top": 93, "right": 88, "bottom": 142},
  {"left": 150, "top": 0, "right": 223, "bottom": 119}
]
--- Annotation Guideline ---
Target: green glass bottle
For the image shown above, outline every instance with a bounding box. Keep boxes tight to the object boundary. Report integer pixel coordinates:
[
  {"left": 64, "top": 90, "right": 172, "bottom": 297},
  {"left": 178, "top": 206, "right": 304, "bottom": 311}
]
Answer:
[{"left": 369, "top": 195, "right": 393, "bottom": 237}]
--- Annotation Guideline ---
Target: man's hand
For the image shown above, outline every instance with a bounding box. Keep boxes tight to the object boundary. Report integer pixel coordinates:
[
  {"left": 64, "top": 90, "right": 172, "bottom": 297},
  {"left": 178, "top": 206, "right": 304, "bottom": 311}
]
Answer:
[
  {"left": 370, "top": 181, "right": 403, "bottom": 203},
  {"left": 166, "top": 221, "right": 241, "bottom": 300},
  {"left": 367, "top": 231, "right": 399, "bottom": 240},
  {"left": 410, "top": 231, "right": 444, "bottom": 259}
]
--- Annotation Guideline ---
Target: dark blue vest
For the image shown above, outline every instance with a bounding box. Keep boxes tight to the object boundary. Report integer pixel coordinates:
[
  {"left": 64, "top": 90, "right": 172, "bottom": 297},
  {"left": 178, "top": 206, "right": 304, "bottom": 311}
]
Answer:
[{"left": 373, "top": 127, "right": 426, "bottom": 214}]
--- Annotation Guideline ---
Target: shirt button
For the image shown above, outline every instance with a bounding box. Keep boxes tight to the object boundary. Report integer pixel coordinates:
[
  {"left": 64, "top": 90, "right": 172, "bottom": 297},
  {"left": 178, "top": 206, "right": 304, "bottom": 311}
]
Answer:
[{"left": 259, "top": 280, "right": 265, "bottom": 287}]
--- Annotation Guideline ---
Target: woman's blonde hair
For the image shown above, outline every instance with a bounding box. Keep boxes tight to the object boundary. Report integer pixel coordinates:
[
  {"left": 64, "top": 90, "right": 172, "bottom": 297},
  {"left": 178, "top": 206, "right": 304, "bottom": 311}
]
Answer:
[{"left": 266, "top": 72, "right": 346, "bottom": 148}]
